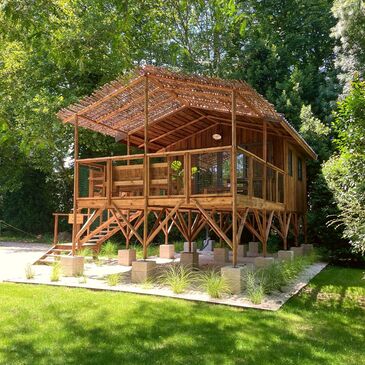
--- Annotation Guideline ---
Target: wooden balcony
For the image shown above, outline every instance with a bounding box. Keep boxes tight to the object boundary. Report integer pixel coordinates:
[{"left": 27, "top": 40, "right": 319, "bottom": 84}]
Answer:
[{"left": 76, "top": 145, "right": 286, "bottom": 212}]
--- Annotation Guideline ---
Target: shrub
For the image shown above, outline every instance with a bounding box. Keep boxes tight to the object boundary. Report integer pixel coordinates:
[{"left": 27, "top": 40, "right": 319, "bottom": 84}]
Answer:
[
  {"left": 198, "top": 270, "right": 230, "bottom": 298},
  {"left": 100, "top": 241, "right": 118, "bottom": 259},
  {"left": 50, "top": 262, "right": 61, "bottom": 282},
  {"left": 24, "top": 263, "right": 35, "bottom": 280},
  {"left": 160, "top": 264, "right": 194, "bottom": 294},
  {"left": 106, "top": 273, "right": 122, "bottom": 286}
]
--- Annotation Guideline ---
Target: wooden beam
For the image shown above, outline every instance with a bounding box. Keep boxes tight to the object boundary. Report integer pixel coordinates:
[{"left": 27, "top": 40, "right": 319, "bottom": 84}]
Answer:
[
  {"left": 75, "top": 209, "right": 102, "bottom": 241},
  {"left": 128, "top": 105, "right": 187, "bottom": 136},
  {"left": 112, "top": 204, "right": 143, "bottom": 244},
  {"left": 95, "top": 87, "right": 161, "bottom": 125},
  {"left": 62, "top": 77, "right": 144, "bottom": 124},
  {"left": 115, "top": 95, "right": 177, "bottom": 130},
  {"left": 265, "top": 210, "right": 274, "bottom": 241},
  {"left": 147, "top": 115, "right": 206, "bottom": 144},
  {"left": 146, "top": 202, "right": 183, "bottom": 245},
  {"left": 158, "top": 123, "right": 218, "bottom": 152},
  {"left": 111, "top": 209, "right": 128, "bottom": 238},
  {"left": 193, "top": 200, "right": 233, "bottom": 248},
  {"left": 237, "top": 208, "right": 249, "bottom": 242}
]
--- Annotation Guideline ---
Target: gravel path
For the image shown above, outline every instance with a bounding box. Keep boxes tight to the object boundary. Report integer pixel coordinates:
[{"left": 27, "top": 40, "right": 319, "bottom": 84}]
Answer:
[{"left": 0, "top": 242, "right": 50, "bottom": 281}]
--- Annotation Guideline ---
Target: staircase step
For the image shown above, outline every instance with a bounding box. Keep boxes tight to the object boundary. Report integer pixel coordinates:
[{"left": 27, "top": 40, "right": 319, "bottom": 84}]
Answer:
[{"left": 45, "top": 254, "right": 68, "bottom": 258}]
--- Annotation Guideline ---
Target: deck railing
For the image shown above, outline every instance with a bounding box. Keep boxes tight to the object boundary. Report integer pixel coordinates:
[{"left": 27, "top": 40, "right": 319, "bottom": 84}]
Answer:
[{"left": 76, "top": 145, "right": 285, "bottom": 205}]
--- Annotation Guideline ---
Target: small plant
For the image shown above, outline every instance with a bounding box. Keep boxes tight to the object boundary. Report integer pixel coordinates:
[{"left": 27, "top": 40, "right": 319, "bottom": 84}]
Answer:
[
  {"left": 198, "top": 270, "right": 230, "bottom": 298},
  {"left": 248, "top": 283, "right": 265, "bottom": 305},
  {"left": 100, "top": 241, "right": 118, "bottom": 259},
  {"left": 245, "top": 269, "right": 264, "bottom": 305},
  {"left": 24, "top": 263, "right": 35, "bottom": 280},
  {"left": 141, "top": 278, "right": 154, "bottom": 289},
  {"left": 50, "top": 262, "right": 61, "bottom": 282},
  {"left": 160, "top": 264, "right": 193, "bottom": 294},
  {"left": 257, "top": 263, "right": 287, "bottom": 294},
  {"left": 77, "top": 248, "right": 94, "bottom": 259},
  {"left": 78, "top": 275, "right": 88, "bottom": 284},
  {"left": 106, "top": 273, "right": 122, "bottom": 286}
]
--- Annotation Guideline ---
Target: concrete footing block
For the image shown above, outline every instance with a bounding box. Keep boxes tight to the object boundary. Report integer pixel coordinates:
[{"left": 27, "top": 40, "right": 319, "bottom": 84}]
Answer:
[
  {"left": 221, "top": 266, "right": 245, "bottom": 294},
  {"left": 214, "top": 247, "right": 229, "bottom": 264},
  {"left": 254, "top": 256, "right": 275, "bottom": 269},
  {"left": 118, "top": 249, "right": 136, "bottom": 266},
  {"left": 60, "top": 256, "right": 84, "bottom": 277},
  {"left": 290, "top": 246, "right": 304, "bottom": 258},
  {"left": 237, "top": 244, "right": 248, "bottom": 257},
  {"left": 301, "top": 244, "right": 314, "bottom": 255},
  {"left": 131, "top": 260, "right": 156, "bottom": 283},
  {"left": 277, "top": 250, "right": 294, "bottom": 262},
  {"left": 180, "top": 252, "right": 199, "bottom": 268},
  {"left": 247, "top": 241, "right": 259, "bottom": 257},
  {"left": 183, "top": 241, "right": 197, "bottom": 253},
  {"left": 159, "top": 244, "right": 175, "bottom": 259}
]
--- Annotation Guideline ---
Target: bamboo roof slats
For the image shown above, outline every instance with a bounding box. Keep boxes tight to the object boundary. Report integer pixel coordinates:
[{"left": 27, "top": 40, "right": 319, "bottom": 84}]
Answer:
[{"left": 58, "top": 65, "right": 316, "bottom": 159}]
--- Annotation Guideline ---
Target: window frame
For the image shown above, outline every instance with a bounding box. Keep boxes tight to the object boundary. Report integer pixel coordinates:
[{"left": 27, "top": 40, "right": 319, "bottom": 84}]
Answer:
[
  {"left": 288, "top": 149, "right": 293, "bottom": 176},
  {"left": 297, "top": 157, "right": 303, "bottom": 181}
]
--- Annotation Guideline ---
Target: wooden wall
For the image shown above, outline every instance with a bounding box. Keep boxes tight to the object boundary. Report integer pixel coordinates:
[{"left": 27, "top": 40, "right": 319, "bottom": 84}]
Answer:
[
  {"left": 165, "top": 122, "right": 307, "bottom": 214},
  {"left": 284, "top": 141, "right": 307, "bottom": 213}
]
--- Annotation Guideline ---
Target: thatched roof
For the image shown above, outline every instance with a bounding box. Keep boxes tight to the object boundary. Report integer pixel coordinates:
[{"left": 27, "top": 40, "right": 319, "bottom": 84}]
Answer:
[{"left": 57, "top": 65, "right": 316, "bottom": 159}]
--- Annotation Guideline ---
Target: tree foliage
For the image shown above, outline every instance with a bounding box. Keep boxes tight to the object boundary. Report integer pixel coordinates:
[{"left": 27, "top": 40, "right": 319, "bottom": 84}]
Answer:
[
  {"left": 323, "top": 79, "right": 365, "bottom": 253},
  {"left": 331, "top": 0, "right": 365, "bottom": 90}
]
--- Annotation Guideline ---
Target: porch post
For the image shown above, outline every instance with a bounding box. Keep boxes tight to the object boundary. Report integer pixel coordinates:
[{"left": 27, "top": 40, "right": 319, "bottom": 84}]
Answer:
[
  {"left": 143, "top": 75, "right": 149, "bottom": 259},
  {"left": 231, "top": 90, "right": 238, "bottom": 267},
  {"left": 72, "top": 114, "right": 79, "bottom": 255},
  {"left": 127, "top": 134, "right": 130, "bottom": 165},
  {"left": 262, "top": 120, "right": 268, "bottom": 256}
]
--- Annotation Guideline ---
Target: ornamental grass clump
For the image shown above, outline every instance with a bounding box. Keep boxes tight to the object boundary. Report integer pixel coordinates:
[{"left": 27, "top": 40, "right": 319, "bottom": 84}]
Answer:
[
  {"left": 24, "top": 263, "right": 35, "bottom": 280},
  {"left": 160, "top": 264, "right": 194, "bottom": 294},
  {"left": 100, "top": 241, "right": 118, "bottom": 259},
  {"left": 257, "top": 262, "right": 287, "bottom": 294},
  {"left": 106, "top": 273, "right": 122, "bottom": 286},
  {"left": 50, "top": 262, "right": 61, "bottom": 282},
  {"left": 198, "top": 270, "right": 230, "bottom": 298},
  {"left": 245, "top": 269, "right": 264, "bottom": 305},
  {"left": 77, "top": 248, "right": 94, "bottom": 260}
]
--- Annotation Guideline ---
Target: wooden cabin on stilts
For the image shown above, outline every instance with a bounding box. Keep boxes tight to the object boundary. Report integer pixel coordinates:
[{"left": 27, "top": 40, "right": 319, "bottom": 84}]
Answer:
[{"left": 37, "top": 66, "right": 316, "bottom": 267}]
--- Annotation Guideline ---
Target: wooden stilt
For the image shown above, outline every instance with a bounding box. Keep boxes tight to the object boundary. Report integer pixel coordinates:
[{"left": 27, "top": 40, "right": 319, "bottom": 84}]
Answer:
[
  {"left": 53, "top": 214, "right": 59, "bottom": 245},
  {"left": 72, "top": 115, "right": 79, "bottom": 256},
  {"left": 262, "top": 210, "right": 267, "bottom": 257},
  {"left": 143, "top": 76, "right": 149, "bottom": 259}
]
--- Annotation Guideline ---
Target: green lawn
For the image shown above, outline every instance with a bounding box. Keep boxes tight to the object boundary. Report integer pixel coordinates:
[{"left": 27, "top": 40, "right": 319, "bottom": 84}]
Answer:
[{"left": 0, "top": 266, "right": 364, "bottom": 365}]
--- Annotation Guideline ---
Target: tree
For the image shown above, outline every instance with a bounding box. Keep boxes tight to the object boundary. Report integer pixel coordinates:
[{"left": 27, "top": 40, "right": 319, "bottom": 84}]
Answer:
[
  {"left": 323, "top": 79, "right": 365, "bottom": 253},
  {"left": 331, "top": 0, "right": 365, "bottom": 91}
]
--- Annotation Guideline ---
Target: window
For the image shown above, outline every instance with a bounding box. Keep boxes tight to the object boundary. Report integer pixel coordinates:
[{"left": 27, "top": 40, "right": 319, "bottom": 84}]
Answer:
[
  {"left": 298, "top": 157, "right": 303, "bottom": 181},
  {"left": 288, "top": 150, "right": 293, "bottom": 176}
]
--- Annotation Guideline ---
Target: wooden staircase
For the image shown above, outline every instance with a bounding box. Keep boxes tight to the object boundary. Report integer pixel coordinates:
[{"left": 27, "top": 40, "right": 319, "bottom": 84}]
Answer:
[{"left": 35, "top": 208, "right": 141, "bottom": 265}]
